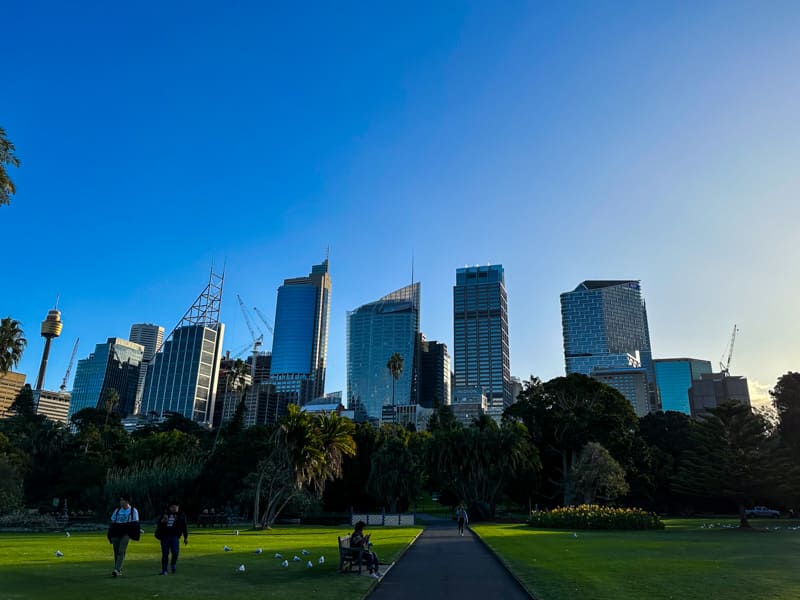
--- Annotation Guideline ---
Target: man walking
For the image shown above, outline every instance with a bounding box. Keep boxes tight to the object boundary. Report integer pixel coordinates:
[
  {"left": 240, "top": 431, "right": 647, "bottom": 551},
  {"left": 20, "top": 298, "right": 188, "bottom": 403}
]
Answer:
[
  {"left": 456, "top": 505, "right": 469, "bottom": 536},
  {"left": 155, "top": 502, "right": 189, "bottom": 575},
  {"left": 108, "top": 495, "right": 140, "bottom": 577}
]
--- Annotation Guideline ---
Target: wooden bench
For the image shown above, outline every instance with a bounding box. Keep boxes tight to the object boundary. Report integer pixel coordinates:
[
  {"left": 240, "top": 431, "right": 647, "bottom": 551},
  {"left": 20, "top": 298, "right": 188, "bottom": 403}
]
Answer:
[{"left": 338, "top": 535, "right": 365, "bottom": 573}]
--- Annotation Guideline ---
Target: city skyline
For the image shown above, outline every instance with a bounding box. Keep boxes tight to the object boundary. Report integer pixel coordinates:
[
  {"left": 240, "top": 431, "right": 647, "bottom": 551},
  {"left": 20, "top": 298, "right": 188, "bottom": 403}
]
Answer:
[{"left": 4, "top": 3, "right": 799, "bottom": 407}]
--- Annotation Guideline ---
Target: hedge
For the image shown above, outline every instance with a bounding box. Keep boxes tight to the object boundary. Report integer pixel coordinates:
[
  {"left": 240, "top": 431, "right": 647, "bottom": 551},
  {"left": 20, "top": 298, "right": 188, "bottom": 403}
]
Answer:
[{"left": 528, "top": 504, "right": 664, "bottom": 530}]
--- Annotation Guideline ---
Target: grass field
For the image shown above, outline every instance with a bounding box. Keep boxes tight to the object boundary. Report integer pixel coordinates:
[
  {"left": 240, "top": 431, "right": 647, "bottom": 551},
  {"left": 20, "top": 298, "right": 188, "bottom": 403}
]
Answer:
[
  {"left": 0, "top": 525, "right": 422, "bottom": 600},
  {"left": 472, "top": 518, "right": 800, "bottom": 600}
]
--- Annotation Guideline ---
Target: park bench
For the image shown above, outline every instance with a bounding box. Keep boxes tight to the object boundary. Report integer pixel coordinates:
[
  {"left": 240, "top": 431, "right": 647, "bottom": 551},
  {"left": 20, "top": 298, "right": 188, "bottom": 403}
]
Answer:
[
  {"left": 338, "top": 535, "right": 365, "bottom": 574},
  {"left": 197, "top": 512, "right": 237, "bottom": 527}
]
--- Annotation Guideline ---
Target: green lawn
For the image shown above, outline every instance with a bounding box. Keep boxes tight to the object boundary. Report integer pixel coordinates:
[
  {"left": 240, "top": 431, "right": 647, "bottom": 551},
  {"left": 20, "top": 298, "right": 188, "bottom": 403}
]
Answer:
[
  {"left": 472, "top": 519, "right": 800, "bottom": 600},
  {"left": 0, "top": 525, "right": 421, "bottom": 600}
]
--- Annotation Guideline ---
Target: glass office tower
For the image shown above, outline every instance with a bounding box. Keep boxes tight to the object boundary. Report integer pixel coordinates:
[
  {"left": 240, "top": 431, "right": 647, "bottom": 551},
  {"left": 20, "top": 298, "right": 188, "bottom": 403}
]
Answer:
[
  {"left": 654, "top": 358, "right": 713, "bottom": 414},
  {"left": 453, "top": 265, "right": 511, "bottom": 409},
  {"left": 347, "top": 283, "right": 420, "bottom": 422},
  {"left": 560, "top": 280, "right": 655, "bottom": 415},
  {"left": 128, "top": 323, "right": 164, "bottom": 413},
  {"left": 69, "top": 337, "right": 145, "bottom": 418},
  {"left": 269, "top": 259, "right": 331, "bottom": 413},
  {"left": 140, "top": 324, "right": 224, "bottom": 423}
]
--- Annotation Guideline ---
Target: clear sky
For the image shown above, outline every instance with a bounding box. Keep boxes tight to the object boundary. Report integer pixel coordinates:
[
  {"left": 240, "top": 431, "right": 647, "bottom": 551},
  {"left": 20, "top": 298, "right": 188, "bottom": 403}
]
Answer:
[{"left": 3, "top": 1, "right": 799, "bottom": 407}]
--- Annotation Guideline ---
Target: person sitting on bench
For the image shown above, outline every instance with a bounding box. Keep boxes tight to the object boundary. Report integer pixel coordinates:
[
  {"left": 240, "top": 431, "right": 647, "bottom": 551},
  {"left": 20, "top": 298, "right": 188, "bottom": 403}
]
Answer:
[{"left": 350, "top": 521, "right": 380, "bottom": 577}]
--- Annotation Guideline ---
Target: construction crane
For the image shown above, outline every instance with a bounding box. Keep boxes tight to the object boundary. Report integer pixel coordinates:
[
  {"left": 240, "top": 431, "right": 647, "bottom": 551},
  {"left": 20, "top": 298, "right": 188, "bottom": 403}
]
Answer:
[
  {"left": 59, "top": 338, "right": 80, "bottom": 394},
  {"left": 237, "top": 294, "right": 263, "bottom": 379},
  {"left": 719, "top": 324, "right": 738, "bottom": 375},
  {"left": 252, "top": 307, "right": 274, "bottom": 339}
]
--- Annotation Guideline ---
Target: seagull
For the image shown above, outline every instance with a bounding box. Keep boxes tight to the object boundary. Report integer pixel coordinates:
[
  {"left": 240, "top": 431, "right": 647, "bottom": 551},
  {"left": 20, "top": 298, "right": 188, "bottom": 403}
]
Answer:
[
  {"left": 293, "top": 555, "right": 300, "bottom": 561},
  {"left": 572, "top": 532, "right": 578, "bottom": 538},
  {"left": 281, "top": 560, "right": 289, "bottom": 567},
  {"left": 65, "top": 532, "right": 70, "bottom": 538},
  {"left": 224, "top": 545, "right": 232, "bottom": 552},
  {"left": 255, "top": 548, "right": 263, "bottom": 554},
  {"left": 301, "top": 549, "right": 310, "bottom": 555},
  {"left": 238, "top": 564, "right": 246, "bottom": 572},
  {"left": 306, "top": 560, "right": 313, "bottom": 568},
  {"left": 234, "top": 530, "right": 239, "bottom": 536},
  {"left": 318, "top": 556, "right": 325, "bottom": 564},
  {"left": 274, "top": 553, "right": 283, "bottom": 559},
  {"left": 55, "top": 551, "right": 64, "bottom": 557}
]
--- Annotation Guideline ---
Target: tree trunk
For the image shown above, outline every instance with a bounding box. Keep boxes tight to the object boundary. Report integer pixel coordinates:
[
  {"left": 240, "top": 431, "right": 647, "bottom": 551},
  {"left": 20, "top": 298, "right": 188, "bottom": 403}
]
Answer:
[
  {"left": 738, "top": 503, "right": 751, "bottom": 529},
  {"left": 253, "top": 471, "right": 265, "bottom": 529}
]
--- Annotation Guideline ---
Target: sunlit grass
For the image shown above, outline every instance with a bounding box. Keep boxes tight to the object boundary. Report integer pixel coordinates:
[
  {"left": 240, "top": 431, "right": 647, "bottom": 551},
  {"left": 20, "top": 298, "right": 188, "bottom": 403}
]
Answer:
[
  {"left": 472, "top": 519, "right": 800, "bottom": 600},
  {"left": 0, "top": 525, "right": 422, "bottom": 600}
]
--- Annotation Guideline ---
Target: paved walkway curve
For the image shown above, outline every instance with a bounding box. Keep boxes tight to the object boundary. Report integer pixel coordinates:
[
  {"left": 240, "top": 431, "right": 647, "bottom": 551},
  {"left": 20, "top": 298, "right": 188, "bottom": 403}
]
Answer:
[{"left": 369, "top": 518, "right": 531, "bottom": 600}]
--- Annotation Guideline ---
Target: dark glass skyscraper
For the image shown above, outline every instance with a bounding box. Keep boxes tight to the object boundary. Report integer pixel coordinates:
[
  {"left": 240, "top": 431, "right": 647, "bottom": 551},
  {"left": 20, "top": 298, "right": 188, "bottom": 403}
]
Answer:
[
  {"left": 347, "top": 283, "right": 420, "bottom": 422},
  {"left": 560, "top": 280, "right": 655, "bottom": 415},
  {"left": 654, "top": 358, "right": 713, "bottom": 414},
  {"left": 453, "top": 265, "right": 511, "bottom": 409},
  {"left": 418, "top": 334, "right": 450, "bottom": 409},
  {"left": 69, "top": 337, "right": 145, "bottom": 418},
  {"left": 269, "top": 259, "right": 331, "bottom": 412}
]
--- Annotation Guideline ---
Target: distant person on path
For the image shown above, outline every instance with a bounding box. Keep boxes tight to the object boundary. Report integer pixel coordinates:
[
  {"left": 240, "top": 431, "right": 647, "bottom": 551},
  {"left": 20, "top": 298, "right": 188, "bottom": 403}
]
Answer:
[
  {"left": 107, "top": 495, "right": 140, "bottom": 577},
  {"left": 350, "top": 520, "right": 380, "bottom": 577},
  {"left": 155, "top": 502, "right": 189, "bottom": 575},
  {"left": 456, "top": 505, "right": 469, "bottom": 536}
]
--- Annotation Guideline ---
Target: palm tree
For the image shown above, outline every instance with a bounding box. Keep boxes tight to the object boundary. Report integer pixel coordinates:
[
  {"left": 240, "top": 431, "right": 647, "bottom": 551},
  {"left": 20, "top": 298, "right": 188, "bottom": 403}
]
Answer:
[
  {"left": 0, "top": 127, "right": 20, "bottom": 206},
  {"left": 0, "top": 317, "right": 26, "bottom": 375},
  {"left": 386, "top": 352, "right": 404, "bottom": 407},
  {"left": 102, "top": 388, "right": 120, "bottom": 428}
]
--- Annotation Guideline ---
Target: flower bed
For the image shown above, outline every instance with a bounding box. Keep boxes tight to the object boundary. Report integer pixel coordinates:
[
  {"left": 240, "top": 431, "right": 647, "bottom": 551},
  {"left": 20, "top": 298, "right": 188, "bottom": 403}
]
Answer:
[{"left": 528, "top": 505, "right": 664, "bottom": 530}]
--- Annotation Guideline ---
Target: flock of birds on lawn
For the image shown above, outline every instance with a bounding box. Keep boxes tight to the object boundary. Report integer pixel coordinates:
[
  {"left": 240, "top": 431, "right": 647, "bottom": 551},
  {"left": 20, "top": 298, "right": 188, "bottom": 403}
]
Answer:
[{"left": 52, "top": 529, "right": 326, "bottom": 572}]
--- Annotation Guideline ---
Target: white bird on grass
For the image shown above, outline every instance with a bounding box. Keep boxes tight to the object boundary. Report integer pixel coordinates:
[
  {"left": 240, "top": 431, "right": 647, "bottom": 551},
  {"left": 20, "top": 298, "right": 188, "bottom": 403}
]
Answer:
[
  {"left": 65, "top": 532, "right": 70, "bottom": 538},
  {"left": 301, "top": 549, "right": 310, "bottom": 555},
  {"left": 55, "top": 551, "right": 64, "bottom": 557},
  {"left": 306, "top": 561, "right": 313, "bottom": 568},
  {"left": 255, "top": 548, "right": 263, "bottom": 554},
  {"left": 572, "top": 532, "right": 578, "bottom": 538},
  {"left": 293, "top": 555, "right": 301, "bottom": 561},
  {"left": 318, "top": 556, "right": 325, "bottom": 564},
  {"left": 238, "top": 564, "right": 246, "bottom": 572},
  {"left": 234, "top": 530, "right": 239, "bottom": 536},
  {"left": 281, "top": 560, "right": 289, "bottom": 567},
  {"left": 274, "top": 553, "right": 283, "bottom": 559},
  {"left": 224, "top": 545, "right": 232, "bottom": 552}
]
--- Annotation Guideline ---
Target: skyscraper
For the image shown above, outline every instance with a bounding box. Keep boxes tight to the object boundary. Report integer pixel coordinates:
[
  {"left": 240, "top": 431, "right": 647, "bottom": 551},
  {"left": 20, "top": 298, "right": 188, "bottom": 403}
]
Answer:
[
  {"left": 453, "top": 265, "right": 511, "bottom": 409},
  {"left": 418, "top": 335, "right": 450, "bottom": 409},
  {"left": 654, "top": 358, "right": 713, "bottom": 414},
  {"left": 347, "top": 283, "right": 420, "bottom": 422},
  {"left": 140, "top": 271, "right": 225, "bottom": 424},
  {"left": 69, "top": 337, "right": 145, "bottom": 417},
  {"left": 128, "top": 323, "right": 164, "bottom": 413},
  {"left": 269, "top": 259, "right": 331, "bottom": 413},
  {"left": 560, "top": 280, "right": 655, "bottom": 416}
]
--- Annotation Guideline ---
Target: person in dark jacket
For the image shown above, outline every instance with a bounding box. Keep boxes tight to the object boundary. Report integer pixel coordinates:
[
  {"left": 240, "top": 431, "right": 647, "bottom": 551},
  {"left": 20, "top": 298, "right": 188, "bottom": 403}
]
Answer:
[
  {"left": 350, "top": 520, "right": 380, "bottom": 577},
  {"left": 155, "top": 502, "right": 189, "bottom": 575},
  {"left": 108, "top": 495, "right": 140, "bottom": 577}
]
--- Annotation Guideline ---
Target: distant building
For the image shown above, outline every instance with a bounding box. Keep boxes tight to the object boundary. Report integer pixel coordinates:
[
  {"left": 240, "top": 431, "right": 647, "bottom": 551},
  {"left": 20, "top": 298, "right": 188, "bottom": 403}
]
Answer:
[
  {"left": 560, "top": 280, "right": 656, "bottom": 415},
  {"left": 212, "top": 356, "right": 253, "bottom": 428},
  {"left": 129, "top": 323, "right": 165, "bottom": 412},
  {"left": 654, "top": 358, "right": 713, "bottom": 414},
  {"left": 0, "top": 372, "right": 26, "bottom": 418},
  {"left": 418, "top": 335, "right": 450, "bottom": 409},
  {"left": 451, "top": 385, "right": 487, "bottom": 427},
  {"left": 34, "top": 389, "right": 71, "bottom": 424},
  {"left": 69, "top": 338, "right": 145, "bottom": 418},
  {"left": 347, "top": 283, "right": 421, "bottom": 422},
  {"left": 453, "top": 265, "right": 511, "bottom": 411},
  {"left": 689, "top": 373, "right": 751, "bottom": 416},
  {"left": 270, "top": 260, "right": 332, "bottom": 414},
  {"left": 510, "top": 376, "right": 523, "bottom": 404},
  {"left": 301, "top": 392, "right": 345, "bottom": 415}
]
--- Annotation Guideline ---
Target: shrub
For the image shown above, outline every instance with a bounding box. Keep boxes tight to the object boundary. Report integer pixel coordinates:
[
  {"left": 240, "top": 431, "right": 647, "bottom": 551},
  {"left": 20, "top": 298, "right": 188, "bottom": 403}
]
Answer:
[
  {"left": 0, "top": 511, "right": 59, "bottom": 528},
  {"left": 528, "top": 504, "right": 664, "bottom": 530}
]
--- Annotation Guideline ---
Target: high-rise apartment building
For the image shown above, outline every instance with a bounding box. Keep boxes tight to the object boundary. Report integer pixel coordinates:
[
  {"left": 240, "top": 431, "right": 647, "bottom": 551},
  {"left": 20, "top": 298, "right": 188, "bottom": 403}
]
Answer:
[
  {"left": 269, "top": 260, "right": 331, "bottom": 413},
  {"left": 654, "top": 358, "right": 713, "bottom": 414},
  {"left": 689, "top": 373, "right": 751, "bottom": 416},
  {"left": 347, "top": 283, "right": 420, "bottom": 422},
  {"left": 0, "top": 372, "right": 26, "bottom": 418},
  {"left": 69, "top": 338, "right": 145, "bottom": 418},
  {"left": 560, "top": 280, "right": 655, "bottom": 416},
  {"left": 129, "top": 323, "right": 165, "bottom": 412},
  {"left": 140, "top": 271, "right": 225, "bottom": 424},
  {"left": 418, "top": 335, "right": 450, "bottom": 409},
  {"left": 453, "top": 265, "right": 511, "bottom": 409}
]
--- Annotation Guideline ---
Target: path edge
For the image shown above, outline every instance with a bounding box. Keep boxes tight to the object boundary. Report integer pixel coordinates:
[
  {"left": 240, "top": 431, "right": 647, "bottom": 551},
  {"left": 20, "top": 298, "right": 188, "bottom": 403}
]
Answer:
[
  {"left": 469, "top": 525, "right": 538, "bottom": 600},
  {"left": 361, "top": 527, "right": 426, "bottom": 599}
]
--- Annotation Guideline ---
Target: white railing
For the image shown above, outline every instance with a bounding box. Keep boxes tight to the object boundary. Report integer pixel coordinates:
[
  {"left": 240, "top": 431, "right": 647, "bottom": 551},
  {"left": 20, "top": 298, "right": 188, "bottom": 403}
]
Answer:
[{"left": 350, "top": 512, "right": 416, "bottom": 526}]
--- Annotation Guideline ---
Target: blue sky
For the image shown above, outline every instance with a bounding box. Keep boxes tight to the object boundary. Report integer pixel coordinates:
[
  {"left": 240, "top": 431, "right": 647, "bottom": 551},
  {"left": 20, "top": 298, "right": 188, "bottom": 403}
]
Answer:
[{"left": 3, "top": 1, "right": 799, "bottom": 406}]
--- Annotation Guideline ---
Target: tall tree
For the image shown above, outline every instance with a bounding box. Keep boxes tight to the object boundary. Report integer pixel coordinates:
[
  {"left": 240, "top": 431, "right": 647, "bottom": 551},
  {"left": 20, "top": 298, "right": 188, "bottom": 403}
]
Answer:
[
  {"left": 674, "top": 402, "right": 796, "bottom": 527},
  {"left": 771, "top": 372, "right": 800, "bottom": 460},
  {"left": 570, "top": 442, "right": 629, "bottom": 504},
  {"left": 0, "top": 317, "right": 26, "bottom": 375},
  {"left": 102, "top": 388, "right": 120, "bottom": 427},
  {"left": 0, "top": 127, "right": 20, "bottom": 206},
  {"left": 386, "top": 352, "right": 404, "bottom": 407}
]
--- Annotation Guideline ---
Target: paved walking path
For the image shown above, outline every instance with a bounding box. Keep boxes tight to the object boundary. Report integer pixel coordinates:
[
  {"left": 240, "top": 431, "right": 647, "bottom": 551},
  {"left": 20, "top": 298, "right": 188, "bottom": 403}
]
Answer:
[{"left": 369, "top": 518, "right": 531, "bottom": 600}]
